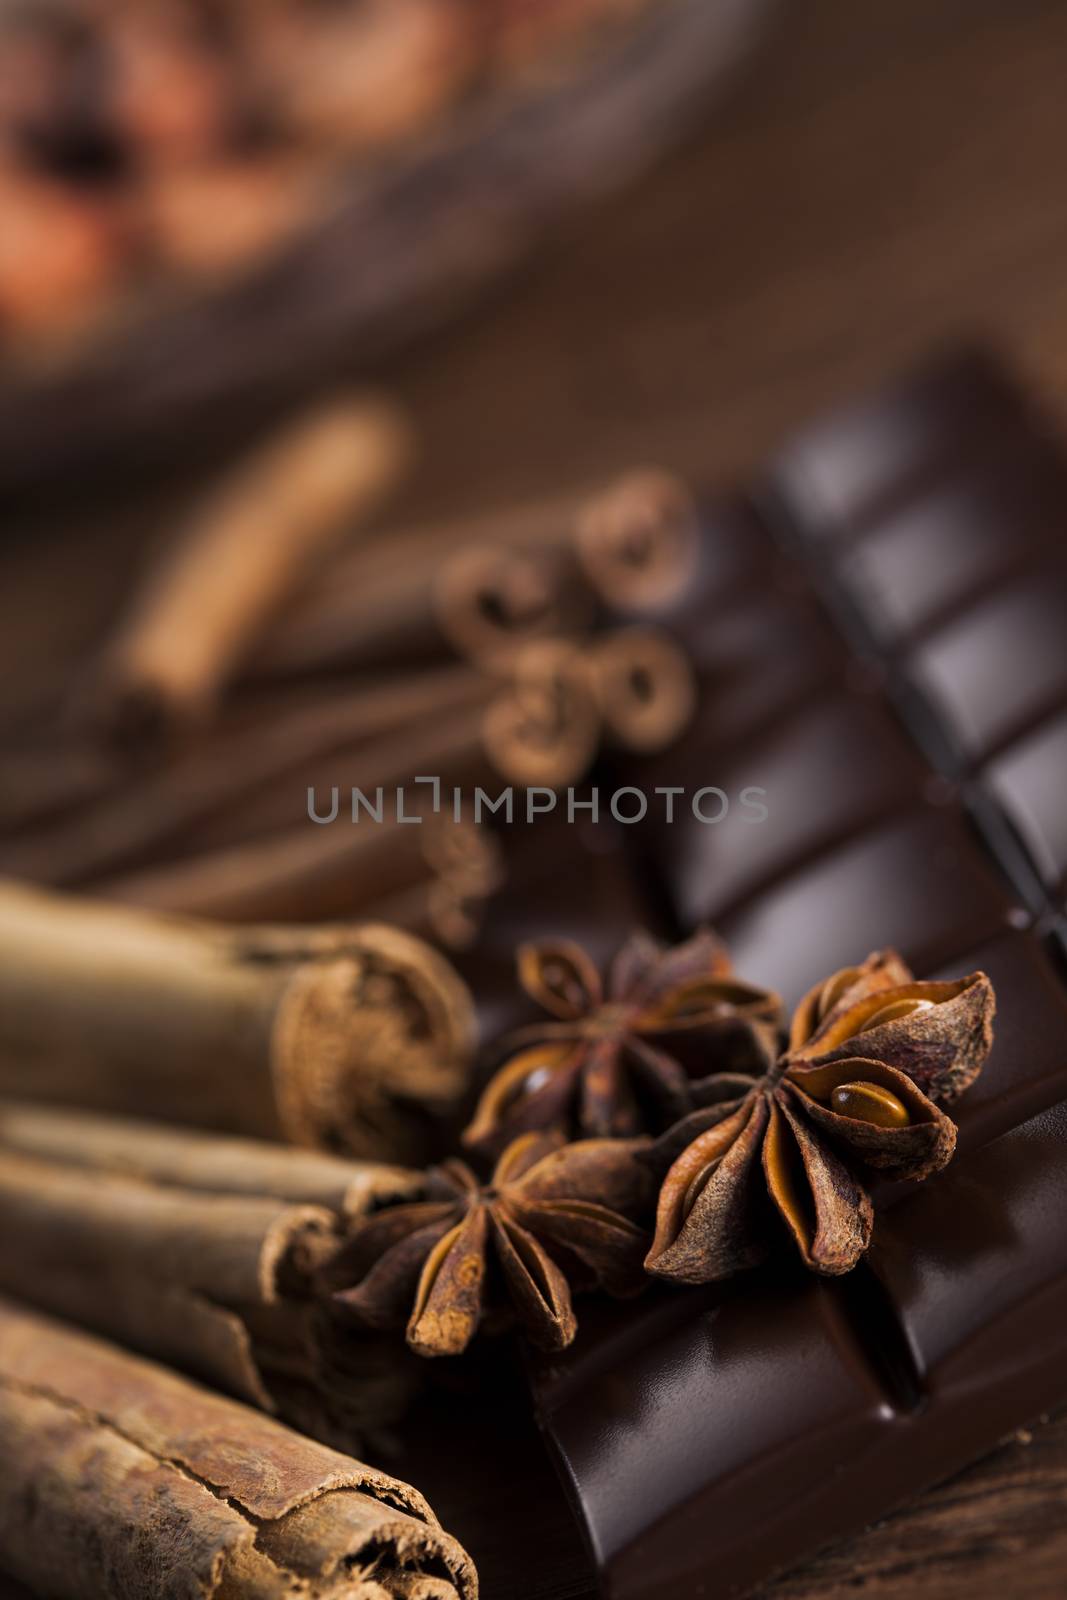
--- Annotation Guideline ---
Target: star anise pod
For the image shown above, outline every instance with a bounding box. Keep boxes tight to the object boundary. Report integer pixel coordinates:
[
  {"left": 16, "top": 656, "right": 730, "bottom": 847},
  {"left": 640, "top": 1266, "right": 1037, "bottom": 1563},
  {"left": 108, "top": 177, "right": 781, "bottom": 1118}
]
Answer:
[
  {"left": 645, "top": 950, "right": 995, "bottom": 1285},
  {"left": 324, "top": 1132, "right": 653, "bottom": 1357},
  {"left": 463, "top": 929, "right": 781, "bottom": 1151}
]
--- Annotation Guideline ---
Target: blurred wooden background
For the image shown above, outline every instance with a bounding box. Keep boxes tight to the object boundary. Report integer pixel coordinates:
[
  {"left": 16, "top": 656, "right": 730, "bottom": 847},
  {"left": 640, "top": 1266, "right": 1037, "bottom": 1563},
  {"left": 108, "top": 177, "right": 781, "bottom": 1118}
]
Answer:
[{"left": 396, "top": 0, "right": 1067, "bottom": 511}]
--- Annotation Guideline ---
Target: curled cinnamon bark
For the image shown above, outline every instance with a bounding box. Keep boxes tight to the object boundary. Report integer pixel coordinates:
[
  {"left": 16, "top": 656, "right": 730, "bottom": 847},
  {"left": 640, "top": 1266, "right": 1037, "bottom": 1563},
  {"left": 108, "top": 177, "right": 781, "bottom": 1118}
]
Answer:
[
  {"left": 575, "top": 468, "right": 700, "bottom": 613},
  {"left": 0, "top": 1102, "right": 425, "bottom": 1437},
  {"left": 583, "top": 626, "right": 696, "bottom": 753},
  {"left": 0, "top": 667, "right": 490, "bottom": 890},
  {"left": 0, "top": 1297, "right": 477, "bottom": 1600},
  {"left": 86, "top": 393, "right": 414, "bottom": 743},
  {"left": 248, "top": 491, "right": 592, "bottom": 683},
  {"left": 0, "top": 1101, "right": 418, "bottom": 1217},
  {"left": 0, "top": 645, "right": 599, "bottom": 896},
  {"left": 0, "top": 880, "right": 474, "bottom": 1163},
  {"left": 248, "top": 467, "right": 699, "bottom": 686},
  {"left": 101, "top": 807, "right": 504, "bottom": 939}
]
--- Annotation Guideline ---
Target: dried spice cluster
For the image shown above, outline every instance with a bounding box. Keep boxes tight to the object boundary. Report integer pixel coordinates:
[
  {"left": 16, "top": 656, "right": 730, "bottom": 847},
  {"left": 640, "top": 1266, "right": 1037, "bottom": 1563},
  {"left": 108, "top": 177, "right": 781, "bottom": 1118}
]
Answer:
[{"left": 331, "top": 933, "right": 995, "bottom": 1357}]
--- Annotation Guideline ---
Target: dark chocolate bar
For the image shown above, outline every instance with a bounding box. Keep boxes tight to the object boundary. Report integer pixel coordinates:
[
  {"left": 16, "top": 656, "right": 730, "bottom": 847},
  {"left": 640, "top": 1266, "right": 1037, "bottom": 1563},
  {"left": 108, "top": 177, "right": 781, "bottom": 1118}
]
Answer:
[
  {"left": 632, "top": 688, "right": 931, "bottom": 929},
  {"left": 716, "top": 804, "right": 1019, "bottom": 1012},
  {"left": 522, "top": 349, "right": 1067, "bottom": 1600},
  {"left": 985, "top": 711, "right": 1067, "bottom": 898},
  {"left": 767, "top": 345, "right": 1043, "bottom": 539},
  {"left": 906, "top": 566, "right": 1067, "bottom": 767},
  {"left": 834, "top": 432, "right": 1067, "bottom": 648}
]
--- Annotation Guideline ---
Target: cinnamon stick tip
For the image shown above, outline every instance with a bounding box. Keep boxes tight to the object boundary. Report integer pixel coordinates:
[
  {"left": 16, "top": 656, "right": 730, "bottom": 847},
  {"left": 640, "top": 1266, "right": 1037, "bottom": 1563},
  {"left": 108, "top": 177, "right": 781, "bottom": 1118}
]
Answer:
[{"left": 271, "top": 924, "right": 476, "bottom": 1160}]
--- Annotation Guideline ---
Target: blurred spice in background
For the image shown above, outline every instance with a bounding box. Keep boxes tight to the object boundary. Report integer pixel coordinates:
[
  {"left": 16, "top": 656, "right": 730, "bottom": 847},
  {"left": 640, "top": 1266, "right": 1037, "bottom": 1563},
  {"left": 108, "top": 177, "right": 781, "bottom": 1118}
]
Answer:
[{"left": 0, "top": 0, "right": 665, "bottom": 351}]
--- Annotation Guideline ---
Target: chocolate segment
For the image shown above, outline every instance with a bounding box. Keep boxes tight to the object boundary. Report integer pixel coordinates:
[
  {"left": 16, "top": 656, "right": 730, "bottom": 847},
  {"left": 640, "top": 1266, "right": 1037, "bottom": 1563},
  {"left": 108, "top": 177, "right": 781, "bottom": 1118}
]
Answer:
[
  {"left": 718, "top": 806, "right": 1019, "bottom": 1011},
  {"left": 984, "top": 711, "right": 1067, "bottom": 897},
  {"left": 768, "top": 346, "right": 1032, "bottom": 539},
  {"left": 663, "top": 585, "right": 846, "bottom": 734},
  {"left": 835, "top": 435, "right": 1067, "bottom": 648},
  {"left": 908, "top": 566, "right": 1067, "bottom": 765},
  {"left": 532, "top": 1275, "right": 893, "bottom": 1600},
  {"left": 928, "top": 928, "right": 1067, "bottom": 1153},
  {"left": 867, "top": 1099, "right": 1067, "bottom": 1404},
  {"left": 633, "top": 689, "right": 929, "bottom": 927}
]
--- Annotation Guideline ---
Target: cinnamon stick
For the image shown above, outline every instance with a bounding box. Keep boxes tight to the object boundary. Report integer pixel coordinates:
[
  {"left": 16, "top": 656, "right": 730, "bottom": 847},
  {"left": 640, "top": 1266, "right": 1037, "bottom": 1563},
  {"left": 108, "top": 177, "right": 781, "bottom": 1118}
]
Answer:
[
  {"left": 187, "top": 647, "right": 601, "bottom": 845},
  {"left": 0, "top": 1102, "right": 424, "bottom": 1436},
  {"left": 86, "top": 393, "right": 414, "bottom": 743},
  {"left": 0, "top": 739, "right": 118, "bottom": 835},
  {"left": 248, "top": 468, "right": 697, "bottom": 686},
  {"left": 0, "top": 642, "right": 602, "bottom": 896},
  {"left": 1, "top": 631, "right": 691, "bottom": 940},
  {"left": 585, "top": 625, "right": 696, "bottom": 753},
  {"left": 0, "top": 1297, "right": 477, "bottom": 1599},
  {"left": 0, "top": 666, "right": 489, "bottom": 889},
  {"left": 0, "top": 1100, "right": 419, "bottom": 1220},
  {"left": 101, "top": 807, "right": 504, "bottom": 938},
  {"left": 352, "top": 873, "right": 498, "bottom": 954},
  {"left": 574, "top": 468, "right": 701, "bottom": 614},
  {"left": 0, "top": 880, "right": 474, "bottom": 1163},
  {"left": 248, "top": 492, "right": 592, "bottom": 683}
]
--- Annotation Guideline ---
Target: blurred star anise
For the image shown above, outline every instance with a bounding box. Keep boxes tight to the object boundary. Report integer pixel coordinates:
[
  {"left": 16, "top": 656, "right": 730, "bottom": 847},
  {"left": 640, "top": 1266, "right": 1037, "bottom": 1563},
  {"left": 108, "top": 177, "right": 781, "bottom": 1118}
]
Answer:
[
  {"left": 325, "top": 1132, "right": 653, "bottom": 1357},
  {"left": 463, "top": 929, "right": 781, "bottom": 1151},
  {"left": 645, "top": 950, "right": 995, "bottom": 1285}
]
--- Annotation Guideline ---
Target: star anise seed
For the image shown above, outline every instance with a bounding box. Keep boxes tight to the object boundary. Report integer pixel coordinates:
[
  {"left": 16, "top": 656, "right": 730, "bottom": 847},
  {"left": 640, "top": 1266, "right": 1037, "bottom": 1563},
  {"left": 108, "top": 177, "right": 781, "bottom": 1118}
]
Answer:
[
  {"left": 463, "top": 928, "right": 781, "bottom": 1151},
  {"left": 324, "top": 1131, "right": 654, "bottom": 1357},
  {"left": 645, "top": 950, "right": 995, "bottom": 1286}
]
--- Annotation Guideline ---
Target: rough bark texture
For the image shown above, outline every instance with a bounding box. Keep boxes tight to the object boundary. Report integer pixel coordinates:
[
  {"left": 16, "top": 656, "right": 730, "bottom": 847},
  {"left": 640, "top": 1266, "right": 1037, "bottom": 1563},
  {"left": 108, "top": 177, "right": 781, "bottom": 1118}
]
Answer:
[
  {"left": 0, "top": 1298, "right": 477, "bottom": 1600},
  {"left": 0, "top": 1102, "right": 420, "bottom": 1218},
  {"left": 0, "top": 880, "right": 475, "bottom": 1163},
  {"left": 0, "top": 1104, "right": 424, "bottom": 1437}
]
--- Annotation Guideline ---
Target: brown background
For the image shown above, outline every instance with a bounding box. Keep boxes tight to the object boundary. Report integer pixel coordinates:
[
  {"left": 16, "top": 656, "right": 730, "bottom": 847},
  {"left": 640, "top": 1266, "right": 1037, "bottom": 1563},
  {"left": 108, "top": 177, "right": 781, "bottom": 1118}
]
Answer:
[{"left": 4, "top": 0, "right": 1067, "bottom": 1593}]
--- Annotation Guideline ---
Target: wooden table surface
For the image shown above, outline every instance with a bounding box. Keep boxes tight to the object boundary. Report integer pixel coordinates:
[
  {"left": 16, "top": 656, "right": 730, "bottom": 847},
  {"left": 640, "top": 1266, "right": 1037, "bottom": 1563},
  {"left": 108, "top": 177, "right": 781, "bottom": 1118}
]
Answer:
[{"left": 4, "top": 0, "right": 1067, "bottom": 1594}]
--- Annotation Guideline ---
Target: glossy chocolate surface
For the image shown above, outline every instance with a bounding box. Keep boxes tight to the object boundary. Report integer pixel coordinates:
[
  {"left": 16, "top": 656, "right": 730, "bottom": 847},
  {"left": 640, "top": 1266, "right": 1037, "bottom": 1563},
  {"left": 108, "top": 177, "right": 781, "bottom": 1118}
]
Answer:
[
  {"left": 930, "top": 928, "right": 1067, "bottom": 1152},
  {"left": 526, "top": 350, "right": 1067, "bottom": 1600},
  {"left": 717, "top": 804, "right": 1018, "bottom": 1011},
  {"left": 767, "top": 346, "right": 1034, "bottom": 538},
  {"left": 835, "top": 434, "right": 1067, "bottom": 648},
  {"left": 907, "top": 565, "right": 1067, "bottom": 765},
  {"left": 642, "top": 582, "right": 845, "bottom": 725},
  {"left": 984, "top": 711, "right": 1067, "bottom": 896},
  {"left": 636, "top": 688, "right": 930, "bottom": 928},
  {"left": 534, "top": 1094, "right": 1067, "bottom": 1600},
  {"left": 535, "top": 1273, "right": 893, "bottom": 1600}
]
